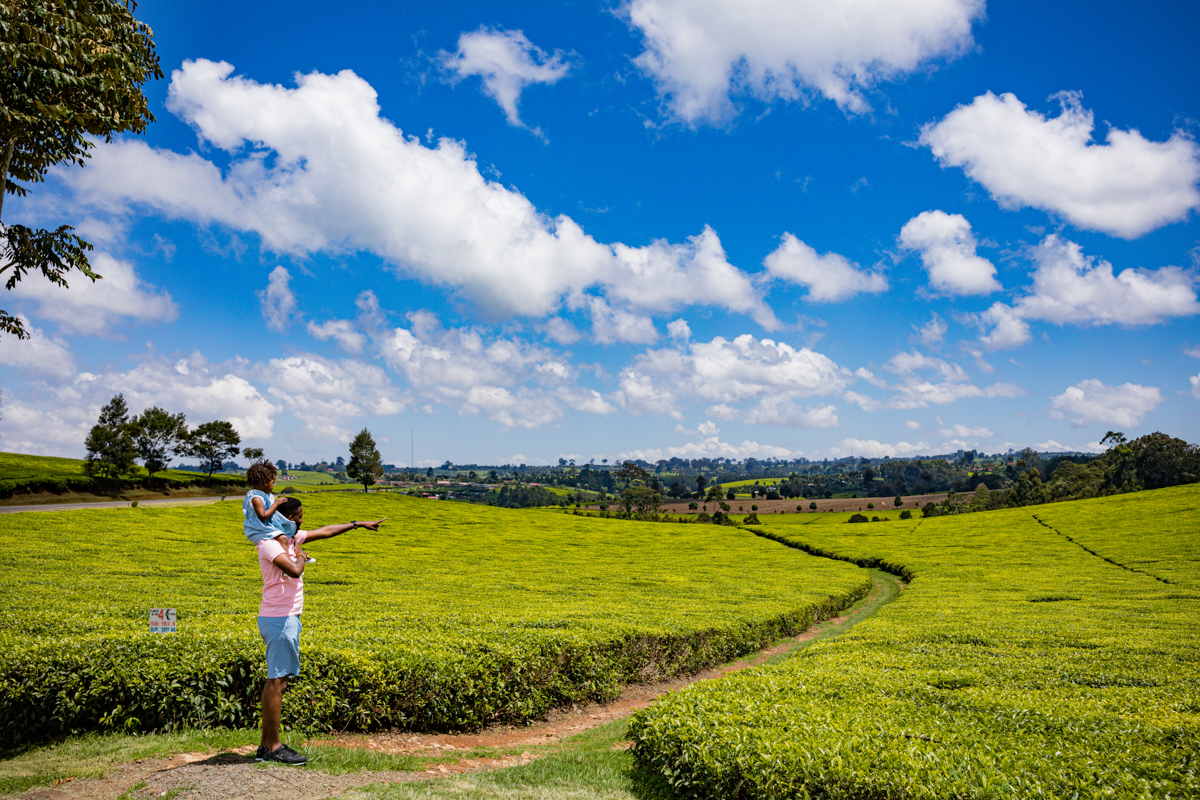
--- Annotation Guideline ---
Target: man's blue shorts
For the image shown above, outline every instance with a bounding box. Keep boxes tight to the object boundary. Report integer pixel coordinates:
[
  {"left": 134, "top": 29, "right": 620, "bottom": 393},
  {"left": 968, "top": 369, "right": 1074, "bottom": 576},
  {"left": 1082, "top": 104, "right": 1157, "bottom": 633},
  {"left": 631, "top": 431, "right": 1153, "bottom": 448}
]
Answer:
[{"left": 257, "top": 615, "right": 302, "bottom": 679}]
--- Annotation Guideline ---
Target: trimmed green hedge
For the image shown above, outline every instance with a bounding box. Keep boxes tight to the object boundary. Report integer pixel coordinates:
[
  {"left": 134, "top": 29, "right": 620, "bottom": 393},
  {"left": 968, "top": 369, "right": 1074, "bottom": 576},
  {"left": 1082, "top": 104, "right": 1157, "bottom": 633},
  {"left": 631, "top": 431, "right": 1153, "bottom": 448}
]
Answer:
[
  {"left": 0, "top": 495, "right": 875, "bottom": 749},
  {"left": 0, "top": 471, "right": 244, "bottom": 499},
  {"left": 628, "top": 491, "right": 1200, "bottom": 800},
  {"left": 0, "top": 584, "right": 869, "bottom": 748}
]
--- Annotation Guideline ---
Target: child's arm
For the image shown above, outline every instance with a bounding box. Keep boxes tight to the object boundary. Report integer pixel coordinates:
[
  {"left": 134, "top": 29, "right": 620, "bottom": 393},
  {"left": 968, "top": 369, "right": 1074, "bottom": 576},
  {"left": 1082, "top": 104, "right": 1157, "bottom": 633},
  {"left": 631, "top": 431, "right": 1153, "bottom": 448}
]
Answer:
[{"left": 250, "top": 494, "right": 286, "bottom": 522}]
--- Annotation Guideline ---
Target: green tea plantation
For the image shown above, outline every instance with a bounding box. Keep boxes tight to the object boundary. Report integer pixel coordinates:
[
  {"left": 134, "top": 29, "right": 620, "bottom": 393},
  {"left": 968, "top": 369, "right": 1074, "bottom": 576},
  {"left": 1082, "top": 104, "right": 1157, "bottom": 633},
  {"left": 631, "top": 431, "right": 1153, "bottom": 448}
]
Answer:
[
  {"left": 629, "top": 484, "right": 1200, "bottom": 799},
  {"left": 0, "top": 493, "right": 869, "bottom": 748}
]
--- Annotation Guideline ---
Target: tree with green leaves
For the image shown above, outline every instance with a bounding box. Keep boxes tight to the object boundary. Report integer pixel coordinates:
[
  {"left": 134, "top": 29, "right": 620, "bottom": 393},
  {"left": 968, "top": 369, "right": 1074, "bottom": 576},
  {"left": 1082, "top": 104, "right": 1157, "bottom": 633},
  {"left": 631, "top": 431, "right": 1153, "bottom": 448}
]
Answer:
[
  {"left": 0, "top": 0, "right": 162, "bottom": 339},
  {"left": 615, "top": 460, "right": 649, "bottom": 488},
  {"left": 1128, "top": 431, "right": 1200, "bottom": 490},
  {"left": 346, "top": 427, "right": 383, "bottom": 493},
  {"left": 619, "top": 484, "right": 662, "bottom": 519},
  {"left": 83, "top": 393, "right": 135, "bottom": 477},
  {"left": 131, "top": 405, "right": 185, "bottom": 481},
  {"left": 242, "top": 446, "right": 264, "bottom": 462},
  {"left": 180, "top": 420, "right": 241, "bottom": 485}
]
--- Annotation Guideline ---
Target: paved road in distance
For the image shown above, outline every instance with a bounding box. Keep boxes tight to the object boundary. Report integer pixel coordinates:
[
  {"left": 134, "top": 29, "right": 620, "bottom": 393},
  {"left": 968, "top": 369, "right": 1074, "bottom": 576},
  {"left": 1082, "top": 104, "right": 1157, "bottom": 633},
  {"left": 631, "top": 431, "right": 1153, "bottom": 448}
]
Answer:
[{"left": 0, "top": 496, "right": 231, "bottom": 514}]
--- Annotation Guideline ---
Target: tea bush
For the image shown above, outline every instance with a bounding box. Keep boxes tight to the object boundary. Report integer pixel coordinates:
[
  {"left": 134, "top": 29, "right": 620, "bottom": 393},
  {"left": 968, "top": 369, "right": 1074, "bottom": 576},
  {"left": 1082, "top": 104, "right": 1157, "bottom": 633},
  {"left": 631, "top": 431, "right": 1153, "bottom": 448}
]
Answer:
[{"left": 629, "top": 486, "right": 1200, "bottom": 799}]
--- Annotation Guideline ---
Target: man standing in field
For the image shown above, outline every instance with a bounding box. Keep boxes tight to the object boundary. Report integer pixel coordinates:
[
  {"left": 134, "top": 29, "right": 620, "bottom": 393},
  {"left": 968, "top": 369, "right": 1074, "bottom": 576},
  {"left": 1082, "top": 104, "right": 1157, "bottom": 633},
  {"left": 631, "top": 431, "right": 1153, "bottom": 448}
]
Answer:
[{"left": 255, "top": 502, "right": 386, "bottom": 765}]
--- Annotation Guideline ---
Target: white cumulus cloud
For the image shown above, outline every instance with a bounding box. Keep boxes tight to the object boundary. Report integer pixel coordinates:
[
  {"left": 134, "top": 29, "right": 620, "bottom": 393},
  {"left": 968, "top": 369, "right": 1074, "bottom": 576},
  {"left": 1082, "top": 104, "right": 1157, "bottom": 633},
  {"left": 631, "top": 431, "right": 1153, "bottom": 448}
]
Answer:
[
  {"left": 0, "top": 318, "right": 77, "bottom": 378},
  {"left": 827, "top": 438, "right": 928, "bottom": 458},
  {"left": 934, "top": 418, "right": 993, "bottom": 439},
  {"left": 8, "top": 252, "right": 177, "bottom": 336},
  {"left": 845, "top": 350, "right": 1023, "bottom": 409},
  {"left": 623, "top": 0, "right": 983, "bottom": 123},
  {"left": 742, "top": 397, "right": 839, "bottom": 429},
  {"left": 307, "top": 319, "right": 367, "bottom": 353},
  {"left": 259, "top": 266, "right": 299, "bottom": 333},
  {"left": 921, "top": 91, "right": 1200, "bottom": 238},
  {"left": 378, "top": 312, "right": 610, "bottom": 428},
  {"left": 264, "top": 354, "right": 407, "bottom": 441},
  {"left": 899, "top": 210, "right": 1000, "bottom": 295},
  {"left": 439, "top": 27, "right": 572, "bottom": 133},
  {"left": 621, "top": 436, "right": 799, "bottom": 463},
  {"left": 62, "top": 60, "right": 773, "bottom": 329},
  {"left": 617, "top": 333, "right": 853, "bottom": 424},
  {"left": 763, "top": 233, "right": 887, "bottom": 301},
  {"left": 1048, "top": 379, "right": 1163, "bottom": 428},
  {"left": 975, "top": 235, "right": 1200, "bottom": 349},
  {"left": 916, "top": 313, "right": 947, "bottom": 346},
  {"left": 0, "top": 350, "right": 282, "bottom": 456}
]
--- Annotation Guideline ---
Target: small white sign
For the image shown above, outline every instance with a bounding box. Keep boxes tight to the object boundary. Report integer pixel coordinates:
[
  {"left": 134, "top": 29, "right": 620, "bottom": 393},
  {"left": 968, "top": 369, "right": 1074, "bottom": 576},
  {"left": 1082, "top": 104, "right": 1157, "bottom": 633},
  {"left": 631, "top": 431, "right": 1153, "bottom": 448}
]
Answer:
[{"left": 149, "top": 608, "right": 177, "bottom": 634}]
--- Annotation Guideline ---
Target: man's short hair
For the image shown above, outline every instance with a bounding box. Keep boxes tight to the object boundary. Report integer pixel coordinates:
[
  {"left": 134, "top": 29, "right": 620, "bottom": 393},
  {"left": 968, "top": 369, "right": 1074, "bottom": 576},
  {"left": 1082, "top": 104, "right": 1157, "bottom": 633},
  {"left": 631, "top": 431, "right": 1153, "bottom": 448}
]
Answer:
[
  {"left": 279, "top": 497, "right": 303, "bottom": 518},
  {"left": 246, "top": 460, "right": 277, "bottom": 488}
]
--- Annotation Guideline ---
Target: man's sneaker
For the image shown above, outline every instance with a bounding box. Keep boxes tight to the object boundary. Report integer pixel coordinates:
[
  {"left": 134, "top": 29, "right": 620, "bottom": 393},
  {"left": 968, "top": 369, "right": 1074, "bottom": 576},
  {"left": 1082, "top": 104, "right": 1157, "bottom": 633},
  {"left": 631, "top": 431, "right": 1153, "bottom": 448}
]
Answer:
[
  {"left": 305, "top": 555, "right": 316, "bottom": 563},
  {"left": 254, "top": 745, "right": 266, "bottom": 761},
  {"left": 261, "top": 744, "right": 308, "bottom": 766}
]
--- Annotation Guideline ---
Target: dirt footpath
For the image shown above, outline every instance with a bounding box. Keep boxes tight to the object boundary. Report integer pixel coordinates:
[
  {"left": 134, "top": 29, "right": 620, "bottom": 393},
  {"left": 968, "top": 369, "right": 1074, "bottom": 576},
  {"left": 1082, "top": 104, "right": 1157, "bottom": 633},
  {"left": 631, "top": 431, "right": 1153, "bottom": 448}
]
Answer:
[{"left": 11, "top": 577, "right": 895, "bottom": 800}]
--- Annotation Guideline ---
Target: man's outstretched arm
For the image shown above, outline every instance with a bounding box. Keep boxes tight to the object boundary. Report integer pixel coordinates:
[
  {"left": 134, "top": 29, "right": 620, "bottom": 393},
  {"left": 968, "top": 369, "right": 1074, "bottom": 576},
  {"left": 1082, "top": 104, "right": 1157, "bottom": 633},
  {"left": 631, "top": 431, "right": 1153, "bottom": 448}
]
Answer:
[{"left": 304, "top": 518, "right": 387, "bottom": 542}]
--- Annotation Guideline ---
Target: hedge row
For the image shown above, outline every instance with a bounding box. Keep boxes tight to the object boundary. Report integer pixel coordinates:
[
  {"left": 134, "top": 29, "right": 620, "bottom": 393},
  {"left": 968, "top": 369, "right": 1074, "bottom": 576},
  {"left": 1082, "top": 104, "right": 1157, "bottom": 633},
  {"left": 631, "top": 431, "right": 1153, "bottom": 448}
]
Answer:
[
  {"left": 0, "top": 580, "right": 870, "bottom": 748},
  {"left": 746, "top": 526, "right": 917, "bottom": 583},
  {"left": 0, "top": 472, "right": 244, "bottom": 499}
]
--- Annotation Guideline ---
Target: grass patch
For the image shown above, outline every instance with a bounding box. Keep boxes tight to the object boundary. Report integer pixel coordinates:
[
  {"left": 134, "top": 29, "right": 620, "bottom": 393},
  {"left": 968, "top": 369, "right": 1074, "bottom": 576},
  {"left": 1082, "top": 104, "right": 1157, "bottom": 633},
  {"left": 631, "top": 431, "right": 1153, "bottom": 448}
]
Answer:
[{"left": 347, "top": 721, "right": 650, "bottom": 800}]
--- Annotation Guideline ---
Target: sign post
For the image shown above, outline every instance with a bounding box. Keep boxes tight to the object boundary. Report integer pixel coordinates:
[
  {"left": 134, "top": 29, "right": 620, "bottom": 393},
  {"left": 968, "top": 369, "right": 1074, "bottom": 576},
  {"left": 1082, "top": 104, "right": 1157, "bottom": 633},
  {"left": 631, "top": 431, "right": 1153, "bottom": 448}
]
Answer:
[{"left": 148, "top": 608, "right": 176, "bottom": 633}]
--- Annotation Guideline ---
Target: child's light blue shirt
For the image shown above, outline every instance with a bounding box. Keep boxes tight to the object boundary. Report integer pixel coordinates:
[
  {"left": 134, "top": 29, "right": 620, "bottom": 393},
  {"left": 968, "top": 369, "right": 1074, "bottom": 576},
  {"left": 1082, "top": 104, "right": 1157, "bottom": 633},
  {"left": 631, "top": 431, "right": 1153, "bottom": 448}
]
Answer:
[{"left": 243, "top": 489, "right": 292, "bottom": 545}]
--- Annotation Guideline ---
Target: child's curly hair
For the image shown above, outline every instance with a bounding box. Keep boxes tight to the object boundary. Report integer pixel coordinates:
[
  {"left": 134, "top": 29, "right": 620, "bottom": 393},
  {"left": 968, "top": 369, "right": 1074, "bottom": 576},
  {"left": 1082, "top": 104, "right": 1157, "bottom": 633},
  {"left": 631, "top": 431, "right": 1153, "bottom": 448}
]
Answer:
[{"left": 245, "top": 460, "right": 277, "bottom": 488}]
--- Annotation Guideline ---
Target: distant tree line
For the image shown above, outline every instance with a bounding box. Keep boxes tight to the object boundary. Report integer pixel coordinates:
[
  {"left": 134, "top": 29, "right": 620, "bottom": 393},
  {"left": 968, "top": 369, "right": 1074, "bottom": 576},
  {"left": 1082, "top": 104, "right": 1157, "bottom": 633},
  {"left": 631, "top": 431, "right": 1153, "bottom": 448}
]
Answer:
[
  {"left": 83, "top": 393, "right": 245, "bottom": 485},
  {"left": 921, "top": 432, "right": 1199, "bottom": 517},
  {"left": 490, "top": 484, "right": 563, "bottom": 508}
]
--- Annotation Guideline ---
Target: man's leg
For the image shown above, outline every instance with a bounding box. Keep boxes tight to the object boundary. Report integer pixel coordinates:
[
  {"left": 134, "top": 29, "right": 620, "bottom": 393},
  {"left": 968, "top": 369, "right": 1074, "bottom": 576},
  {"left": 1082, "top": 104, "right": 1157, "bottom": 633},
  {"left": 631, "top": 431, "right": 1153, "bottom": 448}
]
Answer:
[
  {"left": 259, "top": 676, "right": 287, "bottom": 751},
  {"left": 257, "top": 615, "right": 304, "bottom": 762}
]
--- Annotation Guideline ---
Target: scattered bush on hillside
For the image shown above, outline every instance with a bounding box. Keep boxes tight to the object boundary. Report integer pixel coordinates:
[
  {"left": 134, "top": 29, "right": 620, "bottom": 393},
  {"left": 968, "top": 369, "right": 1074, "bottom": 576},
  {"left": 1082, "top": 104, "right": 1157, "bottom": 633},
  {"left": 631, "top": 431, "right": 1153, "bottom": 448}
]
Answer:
[
  {"left": 744, "top": 513, "right": 760, "bottom": 524},
  {"left": 490, "top": 485, "right": 560, "bottom": 508},
  {"left": 848, "top": 513, "right": 869, "bottom": 523},
  {"left": 899, "top": 509, "right": 912, "bottom": 520}
]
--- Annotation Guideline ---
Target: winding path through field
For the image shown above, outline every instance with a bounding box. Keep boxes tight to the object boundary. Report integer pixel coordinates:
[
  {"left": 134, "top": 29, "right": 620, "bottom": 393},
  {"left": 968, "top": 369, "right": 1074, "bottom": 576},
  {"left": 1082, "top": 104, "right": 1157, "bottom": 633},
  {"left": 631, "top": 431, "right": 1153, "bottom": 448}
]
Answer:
[{"left": 11, "top": 569, "right": 904, "bottom": 800}]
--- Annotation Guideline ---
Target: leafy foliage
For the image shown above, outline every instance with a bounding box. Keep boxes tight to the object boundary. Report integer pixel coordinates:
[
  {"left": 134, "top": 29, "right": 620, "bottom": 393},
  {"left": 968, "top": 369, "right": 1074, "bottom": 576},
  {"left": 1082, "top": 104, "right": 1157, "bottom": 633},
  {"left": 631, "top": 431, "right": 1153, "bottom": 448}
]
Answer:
[
  {"left": 0, "top": 0, "right": 162, "bottom": 338},
  {"left": 490, "top": 484, "right": 562, "bottom": 508},
  {"left": 179, "top": 421, "right": 240, "bottom": 484},
  {"left": 131, "top": 406, "right": 186, "bottom": 480},
  {"left": 346, "top": 427, "right": 383, "bottom": 492},
  {"left": 83, "top": 393, "right": 135, "bottom": 478}
]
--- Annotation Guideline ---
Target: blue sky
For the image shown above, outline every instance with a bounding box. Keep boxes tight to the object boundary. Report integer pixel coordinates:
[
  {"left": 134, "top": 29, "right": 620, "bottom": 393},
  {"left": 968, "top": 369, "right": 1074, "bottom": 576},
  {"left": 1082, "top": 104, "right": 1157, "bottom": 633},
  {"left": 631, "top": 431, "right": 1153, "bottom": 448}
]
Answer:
[{"left": 3, "top": 0, "right": 1199, "bottom": 467}]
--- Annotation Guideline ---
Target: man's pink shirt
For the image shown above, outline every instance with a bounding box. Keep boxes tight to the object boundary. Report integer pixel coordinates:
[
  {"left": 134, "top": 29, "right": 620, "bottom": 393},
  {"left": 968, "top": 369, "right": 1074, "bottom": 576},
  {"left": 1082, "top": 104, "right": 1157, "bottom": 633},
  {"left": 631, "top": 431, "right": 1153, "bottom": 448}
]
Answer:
[{"left": 256, "top": 530, "right": 308, "bottom": 617}]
